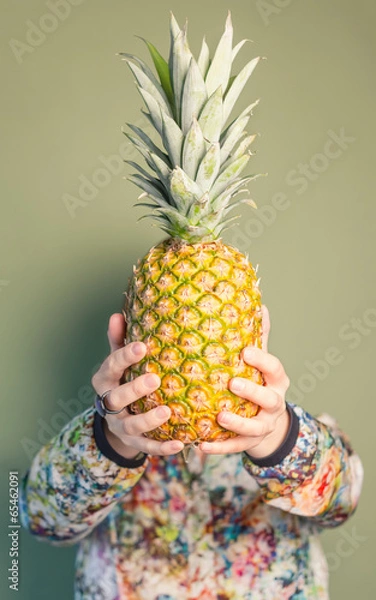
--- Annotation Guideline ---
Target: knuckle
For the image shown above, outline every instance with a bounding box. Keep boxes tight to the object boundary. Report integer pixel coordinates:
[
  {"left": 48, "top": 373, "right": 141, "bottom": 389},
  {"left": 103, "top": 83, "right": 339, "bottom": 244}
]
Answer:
[
  {"left": 106, "top": 353, "right": 117, "bottom": 374},
  {"left": 271, "top": 392, "right": 281, "bottom": 411},
  {"left": 274, "top": 360, "right": 284, "bottom": 378},
  {"left": 269, "top": 353, "right": 283, "bottom": 375}
]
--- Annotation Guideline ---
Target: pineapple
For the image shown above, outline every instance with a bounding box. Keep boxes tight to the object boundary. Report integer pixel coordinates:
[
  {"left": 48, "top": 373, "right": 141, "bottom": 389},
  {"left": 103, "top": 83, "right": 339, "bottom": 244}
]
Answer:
[{"left": 121, "top": 12, "right": 264, "bottom": 444}]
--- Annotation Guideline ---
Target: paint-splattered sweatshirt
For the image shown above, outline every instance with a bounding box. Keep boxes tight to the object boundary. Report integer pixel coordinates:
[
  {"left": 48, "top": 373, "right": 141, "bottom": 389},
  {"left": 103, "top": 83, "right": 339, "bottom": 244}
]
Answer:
[{"left": 19, "top": 403, "right": 363, "bottom": 599}]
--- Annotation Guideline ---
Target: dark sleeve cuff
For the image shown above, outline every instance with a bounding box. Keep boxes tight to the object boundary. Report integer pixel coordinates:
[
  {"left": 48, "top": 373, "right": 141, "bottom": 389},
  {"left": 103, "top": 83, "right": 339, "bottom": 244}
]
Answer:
[
  {"left": 93, "top": 411, "right": 148, "bottom": 469},
  {"left": 246, "top": 403, "right": 300, "bottom": 467}
]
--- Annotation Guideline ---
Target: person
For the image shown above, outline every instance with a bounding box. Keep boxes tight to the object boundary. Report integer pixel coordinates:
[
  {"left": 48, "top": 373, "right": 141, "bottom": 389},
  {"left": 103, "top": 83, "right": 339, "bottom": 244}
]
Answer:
[{"left": 19, "top": 305, "right": 363, "bottom": 599}]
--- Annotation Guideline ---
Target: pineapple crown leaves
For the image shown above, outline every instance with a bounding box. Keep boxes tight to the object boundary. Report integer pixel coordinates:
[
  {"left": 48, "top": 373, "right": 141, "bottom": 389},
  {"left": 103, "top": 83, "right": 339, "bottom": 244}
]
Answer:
[{"left": 120, "top": 11, "right": 265, "bottom": 242}]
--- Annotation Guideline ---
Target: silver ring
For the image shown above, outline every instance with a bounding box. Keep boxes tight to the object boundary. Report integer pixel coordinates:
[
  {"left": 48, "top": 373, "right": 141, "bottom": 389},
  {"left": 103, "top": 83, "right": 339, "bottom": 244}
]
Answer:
[{"left": 95, "top": 390, "right": 127, "bottom": 417}]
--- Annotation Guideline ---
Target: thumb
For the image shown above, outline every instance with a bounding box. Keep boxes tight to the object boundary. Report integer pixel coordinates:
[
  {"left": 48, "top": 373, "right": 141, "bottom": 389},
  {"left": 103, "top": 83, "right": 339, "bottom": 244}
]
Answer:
[
  {"left": 261, "top": 304, "right": 270, "bottom": 352},
  {"left": 107, "top": 313, "right": 127, "bottom": 353}
]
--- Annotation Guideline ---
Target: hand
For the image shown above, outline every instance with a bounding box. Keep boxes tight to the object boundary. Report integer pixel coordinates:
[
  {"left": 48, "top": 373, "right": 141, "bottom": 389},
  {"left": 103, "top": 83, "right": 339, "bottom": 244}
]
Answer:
[
  {"left": 200, "top": 305, "right": 291, "bottom": 460},
  {"left": 91, "top": 314, "right": 184, "bottom": 460}
]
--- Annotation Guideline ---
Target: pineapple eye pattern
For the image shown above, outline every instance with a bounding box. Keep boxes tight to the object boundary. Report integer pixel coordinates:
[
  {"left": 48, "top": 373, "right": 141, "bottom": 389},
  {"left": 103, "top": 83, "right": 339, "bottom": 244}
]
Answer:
[{"left": 126, "top": 242, "right": 263, "bottom": 443}]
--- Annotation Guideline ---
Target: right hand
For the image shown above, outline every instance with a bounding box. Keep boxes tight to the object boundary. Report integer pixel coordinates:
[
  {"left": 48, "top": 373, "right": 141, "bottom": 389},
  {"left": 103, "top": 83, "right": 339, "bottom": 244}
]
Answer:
[{"left": 91, "top": 313, "right": 184, "bottom": 460}]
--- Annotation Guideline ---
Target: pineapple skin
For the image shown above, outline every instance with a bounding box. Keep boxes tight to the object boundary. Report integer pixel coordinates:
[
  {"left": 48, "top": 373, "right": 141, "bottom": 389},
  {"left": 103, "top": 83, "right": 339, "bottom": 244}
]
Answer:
[{"left": 124, "top": 237, "right": 263, "bottom": 444}]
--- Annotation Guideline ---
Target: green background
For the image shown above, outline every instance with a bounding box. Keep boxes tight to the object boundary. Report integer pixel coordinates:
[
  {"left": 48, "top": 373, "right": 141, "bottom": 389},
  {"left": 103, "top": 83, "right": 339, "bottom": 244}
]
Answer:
[{"left": 1, "top": 0, "right": 375, "bottom": 597}]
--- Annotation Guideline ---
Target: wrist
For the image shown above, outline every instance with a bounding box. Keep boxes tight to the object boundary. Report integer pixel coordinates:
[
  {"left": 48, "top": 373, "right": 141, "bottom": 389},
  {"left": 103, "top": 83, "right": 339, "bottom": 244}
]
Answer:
[{"left": 246, "top": 406, "right": 290, "bottom": 461}]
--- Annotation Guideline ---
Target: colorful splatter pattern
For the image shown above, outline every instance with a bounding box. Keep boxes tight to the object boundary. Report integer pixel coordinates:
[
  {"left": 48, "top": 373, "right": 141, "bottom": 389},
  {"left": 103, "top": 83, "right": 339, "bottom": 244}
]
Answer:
[{"left": 19, "top": 404, "right": 363, "bottom": 599}]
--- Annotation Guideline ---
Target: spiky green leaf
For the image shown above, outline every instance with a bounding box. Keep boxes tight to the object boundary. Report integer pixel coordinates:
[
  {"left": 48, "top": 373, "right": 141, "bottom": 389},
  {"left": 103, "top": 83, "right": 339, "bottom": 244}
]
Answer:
[
  {"left": 222, "top": 98, "right": 260, "bottom": 137},
  {"left": 206, "top": 179, "right": 249, "bottom": 215},
  {"left": 137, "top": 38, "right": 175, "bottom": 110},
  {"left": 223, "top": 57, "right": 261, "bottom": 124},
  {"left": 182, "top": 118, "right": 206, "bottom": 180},
  {"left": 169, "top": 23, "right": 192, "bottom": 126},
  {"left": 149, "top": 152, "right": 172, "bottom": 191},
  {"left": 123, "top": 132, "right": 157, "bottom": 171},
  {"left": 125, "top": 160, "right": 155, "bottom": 180},
  {"left": 181, "top": 58, "right": 208, "bottom": 134},
  {"left": 161, "top": 112, "right": 184, "bottom": 167},
  {"left": 187, "top": 192, "right": 209, "bottom": 222},
  {"left": 229, "top": 133, "right": 257, "bottom": 162},
  {"left": 197, "top": 36, "right": 210, "bottom": 79},
  {"left": 209, "top": 154, "right": 250, "bottom": 200},
  {"left": 220, "top": 116, "right": 250, "bottom": 164},
  {"left": 196, "top": 143, "right": 221, "bottom": 192},
  {"left": 125, "top": 124, "right": 170, "bottom": 165},
  {"left": 213, "top": 214, "right": 241, "bottom": 236},
  {"left": 118, "top": 52, "right": 161, "bottom": 90},
  {"left": 128, "top": 174, "right": 171, "bottom": 207},
  {"left": 137, "top": 87, "right": 164, "bottom": 135},
  {"left": 232, "top": 39, "right": 250, "bottom": 62},
  {"left": 224, "top": 197, "right": 258, "bottom": 212},
  {"left": 220, "top": 134, "right": 257, "bottom": 174},
  {"left": 169, "top": 166, "right": 202, "bottom": 213},
  {"left": 155, "top": 206, "right": 190, "bottom": 231},
  {"left": 205, "top": 11, "right": 233, "bottom": 97},
  {"left": 125, "top": 60, "right": 172, "bottom": 116},
  {"left": 169, "top": 12, "right": 181, "bottom": 43},
  {"left": 135, "top": 201, "right": 163, "bottom": 210},
  {"left": 198, "top": 86, "right": 223, "bottom": 143}
]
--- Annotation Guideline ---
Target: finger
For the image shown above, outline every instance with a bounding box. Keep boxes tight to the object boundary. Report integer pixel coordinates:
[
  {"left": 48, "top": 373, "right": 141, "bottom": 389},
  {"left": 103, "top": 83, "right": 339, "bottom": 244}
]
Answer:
[
  {"left": 200, "top": 431, "right": 266, "bottom": 455},
  {"left": 229, "top": 378, "right": 283, "bottom": 413},
  {"left": 92, "top": 342, "right": 147, "bottom": 391},
  {"left": 217, "top": 411, "right": 272, "bottom": 439},
  {"left": 107, "top": 313, "right": 127, "bottom": 353},
  {"left": 261, "top": 304, "right": 270, "bottom": 352},
  {"left": 123, "top": 435, "right": 184, "bottom": 457},
  {"left": 105, "top": 373, "right": 161, "bottom": 413},
  {"left": 123, "top": 404, "right": 171, "bottom": 436},
  {"left": 241, "top": 346, "right": 290, "bottom": 391}
]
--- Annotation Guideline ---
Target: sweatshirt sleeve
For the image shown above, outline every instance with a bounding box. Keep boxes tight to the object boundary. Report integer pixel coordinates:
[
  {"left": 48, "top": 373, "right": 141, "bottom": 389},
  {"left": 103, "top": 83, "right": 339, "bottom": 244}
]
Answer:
[
  {"left": 242, "top": 403, "right": 364, "bottom": 528},
  {"left": 19, "top": 407, "right": 148, "bottom": 547}
]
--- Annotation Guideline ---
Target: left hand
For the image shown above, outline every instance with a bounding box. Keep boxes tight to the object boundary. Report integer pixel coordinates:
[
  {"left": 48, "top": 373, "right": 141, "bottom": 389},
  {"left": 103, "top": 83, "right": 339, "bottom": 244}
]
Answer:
[{"left": 200, "top": 305, "right": 291, "bottom": 459}]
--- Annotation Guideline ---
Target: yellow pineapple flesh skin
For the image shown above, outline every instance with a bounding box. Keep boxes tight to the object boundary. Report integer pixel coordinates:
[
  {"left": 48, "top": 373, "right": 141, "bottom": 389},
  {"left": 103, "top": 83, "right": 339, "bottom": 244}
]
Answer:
[{"left": 124, "top": 237, "right": 263, "bottom": 444}]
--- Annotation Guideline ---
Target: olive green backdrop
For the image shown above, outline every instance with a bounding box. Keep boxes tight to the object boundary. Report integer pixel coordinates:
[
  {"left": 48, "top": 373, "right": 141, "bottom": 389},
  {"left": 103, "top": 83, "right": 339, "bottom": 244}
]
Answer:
[{"left": 1, "top": 0, "right": 375, "bottom": 598}]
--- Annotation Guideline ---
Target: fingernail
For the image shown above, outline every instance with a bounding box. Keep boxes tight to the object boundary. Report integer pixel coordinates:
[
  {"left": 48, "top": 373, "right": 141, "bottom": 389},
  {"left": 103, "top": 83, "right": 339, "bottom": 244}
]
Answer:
[
  {"left": 230, "top": 377, "right": 245, "bottom": 392},
  {"left": 145, "top": 374, "right": 160, "bottom": 388},
  {"left": 132, "top": 342, "right": 145, "bottom": 355},
  {"left": 156, "top": 405, "right": 169, "bottom": 418}
]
